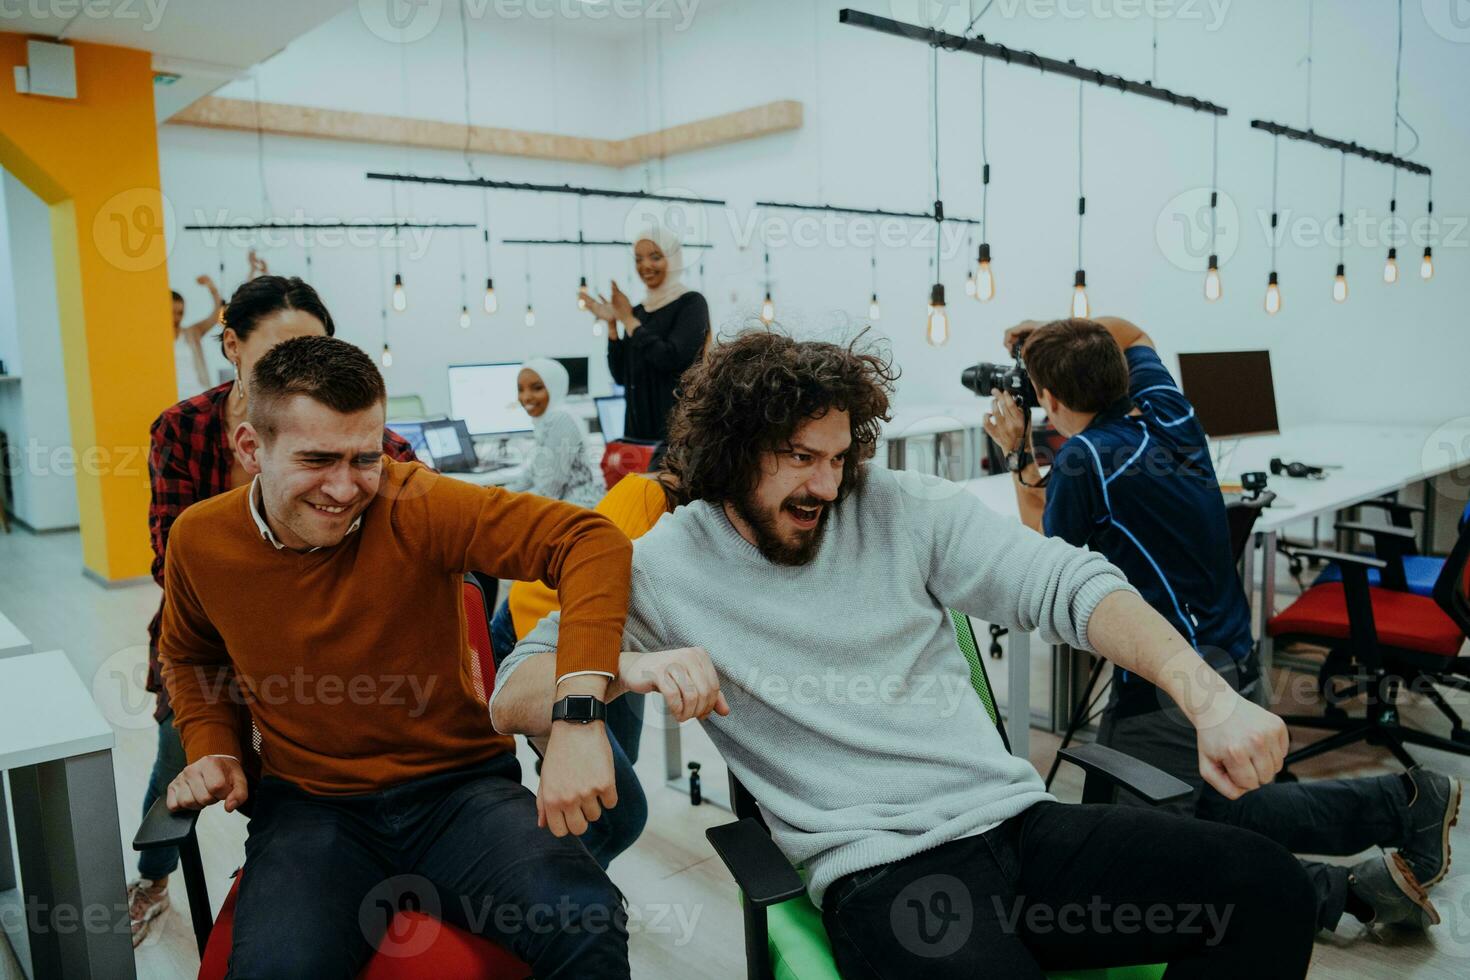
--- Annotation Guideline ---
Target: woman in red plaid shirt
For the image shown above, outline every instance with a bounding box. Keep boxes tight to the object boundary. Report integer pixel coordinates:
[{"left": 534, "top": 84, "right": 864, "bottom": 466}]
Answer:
[{"left": 131, "top": 275, "right": 415, "bottom": 945}]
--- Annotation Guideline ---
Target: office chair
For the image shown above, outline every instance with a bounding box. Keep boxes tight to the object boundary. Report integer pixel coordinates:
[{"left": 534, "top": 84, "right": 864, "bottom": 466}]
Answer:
[
  {"left": 600, "top": 439, "right": 659, "bottom": 489},
  {"left": 133, "top": 571, "right": 531, "bottom": 979},
  {"left": 1044, "top": 491, "right": 1276, "bottom": 790},
  {"left": 1307, "top": 498, "right": 1470, "bottom": 597},
  {"left": 1267, "top": 519, "right": 1470, "bottom": 771},
  {"left": 705, "top": 611, "right": 1185, "bottom": 980}
]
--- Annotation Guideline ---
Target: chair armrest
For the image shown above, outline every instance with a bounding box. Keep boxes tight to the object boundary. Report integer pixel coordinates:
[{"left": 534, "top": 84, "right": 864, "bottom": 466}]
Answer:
[
  {"left": 1287, "top": 548, "right": 1386, "bottom": 570},
  {"left": 1058, "top": 743, "right": 1193, "bottom": 805},
  {"left": 132, "top": 797, "right": 201, "bottom": 850},
  {"left": 706, "top": 819, "right": 806, "bottom": 907},
  {"left": 1334, "top": 521, "right": 1416, "bottom": 541}
]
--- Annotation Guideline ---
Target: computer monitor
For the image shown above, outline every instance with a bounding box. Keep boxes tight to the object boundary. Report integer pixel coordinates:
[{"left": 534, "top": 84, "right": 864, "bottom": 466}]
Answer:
[
  {"left": 594, "top": 395, "right": 626, "bottom": 443},
  {"left": 386, "top": 420, "right": 434, "bottom": 468},
  {"left": 1176, "top": 350, "right": 1281, "bottom": 439},
  {"left": 421, "top": 419, "right": 476, "bottom": 471},
  {"left": 554, "top": 356, "right": 590, "bottom": 396},
  {"left": 447, "top": 362, "right": 532, "bottom": 436}
]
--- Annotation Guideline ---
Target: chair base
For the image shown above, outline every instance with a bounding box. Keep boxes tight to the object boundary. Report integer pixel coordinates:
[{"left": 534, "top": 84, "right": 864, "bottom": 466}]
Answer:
[{"left": 1282, "top": 709, "right": 1470, "bottom": 773}]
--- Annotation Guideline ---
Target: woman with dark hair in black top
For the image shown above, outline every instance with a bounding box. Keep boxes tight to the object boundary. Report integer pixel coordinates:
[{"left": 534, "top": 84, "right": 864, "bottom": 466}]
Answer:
[{"left": 587, "top": 227, "right": 711, "bottom": 443}]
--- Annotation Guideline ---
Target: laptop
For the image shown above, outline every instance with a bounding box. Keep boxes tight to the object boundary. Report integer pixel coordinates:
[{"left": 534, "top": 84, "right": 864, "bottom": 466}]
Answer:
[{"left": 594, "top": 396, "right": 626, "bottom": 443}]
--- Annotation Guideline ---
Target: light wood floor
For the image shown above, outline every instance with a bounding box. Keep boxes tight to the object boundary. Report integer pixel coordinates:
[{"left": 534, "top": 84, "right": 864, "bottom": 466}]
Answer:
[{"left": 3, "top": 527, "right": 1470, "bottom": 978}]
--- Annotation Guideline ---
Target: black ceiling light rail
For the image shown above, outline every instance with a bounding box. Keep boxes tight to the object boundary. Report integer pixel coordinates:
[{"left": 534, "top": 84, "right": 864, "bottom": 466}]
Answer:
[
  {"left": 502, "top": 237, "right": 715, "bottom": 248},
  {"left": 1248, "top": 119, "right": 1430, "bottom": 175},
  {"left": 838, "top": 8, "right": 1228, "bottom": 117},
  {"left": 181, "top": 221, "right": 477, "bottom": 230},
  {"left": 754, "top": 199, "right": 983, "bottom": 225},
  {"left": 364, "top": 172, "right": 727, "bottom": 205}
]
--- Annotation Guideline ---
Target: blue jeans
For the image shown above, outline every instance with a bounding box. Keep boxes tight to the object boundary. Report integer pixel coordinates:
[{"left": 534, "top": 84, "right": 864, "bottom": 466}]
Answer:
[
  {"left": 491, "top": 598, "right": 648, "bottom": 869},
  {"left": 138, "top": 710, "right": 188, "bottom": 880},
  {"left": 227, "top": 754, "right": 628, "bottom": 979}
]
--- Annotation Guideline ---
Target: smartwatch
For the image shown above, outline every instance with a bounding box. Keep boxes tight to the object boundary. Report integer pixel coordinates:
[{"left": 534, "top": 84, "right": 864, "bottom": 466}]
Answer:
[{"left": 551, "top": 695, "right": 607, "bottom": 725}]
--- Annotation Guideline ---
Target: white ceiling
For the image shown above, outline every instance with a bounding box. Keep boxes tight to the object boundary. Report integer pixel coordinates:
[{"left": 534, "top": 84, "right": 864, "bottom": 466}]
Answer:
[{"left": 1, "top": 0, "right": 355, "bottom": 119}]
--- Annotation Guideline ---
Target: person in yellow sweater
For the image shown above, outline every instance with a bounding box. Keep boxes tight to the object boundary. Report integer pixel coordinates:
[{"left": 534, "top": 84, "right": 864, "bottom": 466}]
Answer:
[
  {"left": 158, "top": 336, "right": 633, "bottom": 978},
  {"left": 493, "top": 470, "right": 683, "bottom": 868}
]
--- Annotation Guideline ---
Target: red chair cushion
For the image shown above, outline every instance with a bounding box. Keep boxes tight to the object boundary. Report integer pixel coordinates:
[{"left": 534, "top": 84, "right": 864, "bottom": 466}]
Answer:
[
  {"left": 600, "top": 441, "right": 656, "bottom": 490},
  {"left": 1268, "top": 583, "right": 1466, "bottom": 658},
  {"left": 198, "top": 873, "right": 530, "bottom": 979},
  {"left": 462, "top": 579, "right": 497, "bottom": 702}
]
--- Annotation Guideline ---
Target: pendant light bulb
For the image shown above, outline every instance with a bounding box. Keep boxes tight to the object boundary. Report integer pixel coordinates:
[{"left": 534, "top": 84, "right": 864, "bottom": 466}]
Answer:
[
  {"left": 925, "top": 283, "right": 950, "bottom": 347},
  {"left": 380, "top": 343, "right": 393, "bottom": 368},
  {"left": 1203, "top": 255, "right": 1222, "bottom": 302},
  {"left": 577, "top": 276, "right": 589, "bottom": 311},
  {"left": 483, "top": 278, "right": 499, "bottom": 315},
  {"left": 524, "top": 305, "right": 536, "bottom": 328},
  {"left": 964, "top": 269, "right": 977, "bottom": 298},
  {"left": 1420, "top": 247, "right": 1434, "bottom": 281},
  {"left": 760, "top": 292, "right": 775, "bottom": 325},
  {"left": 974, "top": 243, "right": 995, "bottom": 302},
  {"left": 1264, "top": 272, "right": 1282, "bottom": 316},
  {"left": 459, "top": 305, "right": 471, "bottom": 329},
  {"left": 1383, "top": 248, "right": 1399, "bottom": 284},
  {"left": 1332, "top": 263, "right": 1348, "bottom": 303},
  {"left": 391, "top": 273, "right": 407, "bottom": 313},
  {"left": 1070, "top": 270, "right": 1090, "bottom": 319},
  {"left": 868, "top": 293, "right": 881, "bottom": 322}
]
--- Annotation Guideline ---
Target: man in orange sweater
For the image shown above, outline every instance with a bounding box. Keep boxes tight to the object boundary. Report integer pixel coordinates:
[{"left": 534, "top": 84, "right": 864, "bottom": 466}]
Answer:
[{"left": 159, "top": 336, "right": 632, "bottom": 978}]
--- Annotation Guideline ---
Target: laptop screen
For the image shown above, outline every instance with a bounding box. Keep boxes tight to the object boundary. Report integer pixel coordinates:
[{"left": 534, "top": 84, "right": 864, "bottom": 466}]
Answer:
[
  {"left": 595, "top": 396, "right": 625, "bottom": 443},
  {"left": 387, "top": 421, "right": 434, "bottom": 468}
]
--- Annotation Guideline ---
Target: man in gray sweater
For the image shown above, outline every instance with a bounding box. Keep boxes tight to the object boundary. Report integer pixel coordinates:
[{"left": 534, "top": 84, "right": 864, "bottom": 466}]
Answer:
[{"left": 492, "top": 331, "right": 1316, "bottom": 977}]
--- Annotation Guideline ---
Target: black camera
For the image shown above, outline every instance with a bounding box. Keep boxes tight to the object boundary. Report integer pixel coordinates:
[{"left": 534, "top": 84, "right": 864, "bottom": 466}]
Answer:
[{"left": 961, "top": 344, "right": 1038, "bottom": 409}]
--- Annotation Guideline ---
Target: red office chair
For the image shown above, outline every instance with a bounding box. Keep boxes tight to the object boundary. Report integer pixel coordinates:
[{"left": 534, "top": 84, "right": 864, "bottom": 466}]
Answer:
[
  {"left": 134, "top": 571, "right": 531, "bottom": 979},
  {"left": 599, "top": 439, "right": 659, "bottom": 489},
  {"left": 1267, "top": 520, "right": 1470, "bottom": 771}
]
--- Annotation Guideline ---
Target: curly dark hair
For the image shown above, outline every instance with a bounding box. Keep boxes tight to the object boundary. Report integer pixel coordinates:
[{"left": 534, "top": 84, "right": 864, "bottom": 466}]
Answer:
[{"left": 663, "top": 329, "right": 897, "bottom": 505}]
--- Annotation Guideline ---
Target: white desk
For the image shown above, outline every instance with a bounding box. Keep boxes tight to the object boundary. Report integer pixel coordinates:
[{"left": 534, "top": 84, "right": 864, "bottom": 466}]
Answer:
[
  {"left": 0, "top": 650, "right": 133, "bottom": 979},
  {"left": 0, "top": 612, "right": 31, "bottom": 659},
  {"left": 1214, "top": 421, "right": 1470, "bottom": 665}
]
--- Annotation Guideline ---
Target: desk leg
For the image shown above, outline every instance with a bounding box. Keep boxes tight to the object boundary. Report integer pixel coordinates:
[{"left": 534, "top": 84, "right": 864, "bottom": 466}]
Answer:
[
  {"left": 662, "top": 698, "right": 682, "bottom": 784},
  {"left": 1007, "top": 629, "right": 1031, "bottom": 763},
  {"left": 10, "top": 750, "right": 135, "bottom": 980},
  {"left": 0, "top": 775, "right": 15, "bottom": 892},
  {"left": 1239, "top": 530, "right": 1257, "bottom": 622},
  {"left": 1258, "top": 531, "right": 1277, "bottom": 676},
  {"left": 887, "top": 439, "right": 906, "bottom": 471}
]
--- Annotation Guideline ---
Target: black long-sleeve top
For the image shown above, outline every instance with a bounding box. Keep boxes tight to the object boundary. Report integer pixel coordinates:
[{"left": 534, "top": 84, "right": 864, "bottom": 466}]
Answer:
[{"left": 606, "top": 290, "right": 710, "bottom": 442}]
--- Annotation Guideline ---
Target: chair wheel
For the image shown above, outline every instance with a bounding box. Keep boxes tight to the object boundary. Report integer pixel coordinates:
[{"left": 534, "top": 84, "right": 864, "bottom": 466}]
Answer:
[
  {"left": 1288, "top": 558, "right": 1303, "bottom": 577},
  {"left": 989, "top": 642, "right": 1003, "bottom": 659}
]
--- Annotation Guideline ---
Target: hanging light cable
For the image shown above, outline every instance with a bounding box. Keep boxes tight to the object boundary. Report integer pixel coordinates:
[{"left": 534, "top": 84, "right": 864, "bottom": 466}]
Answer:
[
  {"left": 1204, "top": 114, "right": 1223, "bottom": 301},
  {"left": 1384, "top": 0, "right": 1404, "bottom": 285},
  {"left": 1333, "top": 151, "right": 1348, "bottom": 303},
  {"left": 457, "top": 229, "right": 471, "bottom": 328},
  {"left": 869, "top": 242, "right": 881, "bottom": 321},
  {"left": 1421, "top": 173, "right": 1434, "bottom": 280},
  {"left": 963, "top": 226, "right": 976, "bottom": 298},
  {"left": 576, "top": 197, "right": 590, "bottom": 310},
  {"left": 375, "top": 237, "right": 393, "bottom": 368},
  {"left": 974, "top": 56, "right": 995, "bottom": 303},
  {"left": 926, "top": 44, "right": 949, "bottom": 346},
  {"left": 1265, "top": 134, "right": 1283, "bottom": 315},
  {"left": 523, "top": 245, "right": 536, "bottom": 327},
  {"left": 480, "top": 188, "right": 498, "bottom": 315},
  {"left": 1070, "top": 79, "right": 1089, "bottom": 319},
  {"left": 760, "top": 248, "right": 775, "bottom": 324},
  {"left": 389, "top": 184, "right": 407, "bottom": 313}
]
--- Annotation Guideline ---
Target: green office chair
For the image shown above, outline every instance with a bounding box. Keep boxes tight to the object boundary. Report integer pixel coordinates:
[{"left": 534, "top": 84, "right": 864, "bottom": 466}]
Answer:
[{"left": 706, "top": 611, "right": 1186, "bottom": 980}]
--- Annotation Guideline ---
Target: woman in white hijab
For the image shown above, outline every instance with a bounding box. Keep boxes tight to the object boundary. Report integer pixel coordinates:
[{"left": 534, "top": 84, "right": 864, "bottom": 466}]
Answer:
[
  {"left": 587, "top": 224, "right": 711, "bottom": 444},
  {"left": 504, "top": 356, "right": 601, "bottom": 509}
]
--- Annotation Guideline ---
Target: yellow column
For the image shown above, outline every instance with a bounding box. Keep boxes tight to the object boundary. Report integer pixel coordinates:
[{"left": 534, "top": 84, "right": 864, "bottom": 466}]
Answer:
[{"left": 0, "top": 35, "right": 175, "bottom": 581}]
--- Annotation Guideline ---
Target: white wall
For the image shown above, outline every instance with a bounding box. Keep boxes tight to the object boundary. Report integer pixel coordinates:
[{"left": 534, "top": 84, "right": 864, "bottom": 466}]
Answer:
[
  {"left": 0, "top": 170, "right": 80, "bottom": 530},
  {"left": 157, "top": 0, "right": 1470, "bottom": 429}
]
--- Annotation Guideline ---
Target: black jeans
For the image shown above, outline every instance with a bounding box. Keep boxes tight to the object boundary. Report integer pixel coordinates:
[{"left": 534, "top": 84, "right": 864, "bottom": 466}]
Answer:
[
  {"left": 1098, "top": 702, "right": 1410, "bottom": 930},
  {"left": 821, "top": 802, "right": 1315, "bottom": 979},
  {"left": 226, "top": 754, "right": 628, "bottom": 979}
]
